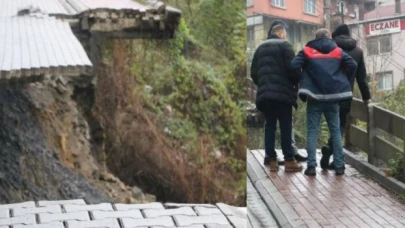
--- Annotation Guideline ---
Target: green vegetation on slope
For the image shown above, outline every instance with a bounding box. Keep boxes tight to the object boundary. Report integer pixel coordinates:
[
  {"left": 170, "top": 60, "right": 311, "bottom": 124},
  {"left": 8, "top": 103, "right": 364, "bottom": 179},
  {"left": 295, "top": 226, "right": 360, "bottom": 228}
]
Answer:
[
  {"left": 377, "top": 82, "right": 405, "bottom": 182},
  {"left": 95, "top": 0, "right": 246, "bottom": 205}
]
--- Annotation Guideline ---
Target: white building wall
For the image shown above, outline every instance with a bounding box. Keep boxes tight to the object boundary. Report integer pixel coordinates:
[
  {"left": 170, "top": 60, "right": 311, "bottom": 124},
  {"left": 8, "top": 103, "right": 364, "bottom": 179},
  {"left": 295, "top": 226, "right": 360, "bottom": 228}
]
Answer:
[
  {"left": 388, "top": 32, "right": 405, "bottom": 86},
  {"left": 350, "top": 22, "right": 405, "bottom": 90},
  {"left": 379, "top": 0, "right": 400, "bottom": 6}
]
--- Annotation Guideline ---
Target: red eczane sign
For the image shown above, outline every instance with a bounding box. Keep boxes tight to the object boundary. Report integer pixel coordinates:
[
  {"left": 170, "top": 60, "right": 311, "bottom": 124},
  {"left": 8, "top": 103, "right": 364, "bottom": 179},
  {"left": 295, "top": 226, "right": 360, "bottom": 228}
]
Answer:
[{"left": 365, "top": 19, "right": 405, "bottom": 36}]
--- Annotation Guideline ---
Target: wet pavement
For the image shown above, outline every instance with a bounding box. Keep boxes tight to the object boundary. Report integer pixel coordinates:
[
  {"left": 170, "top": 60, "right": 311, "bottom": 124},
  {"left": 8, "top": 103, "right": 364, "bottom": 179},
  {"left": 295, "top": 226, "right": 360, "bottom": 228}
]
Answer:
[
  {"left": 247, "top": 178, "right": 278, "bottom": 228},
  {"left": 248, "top": 149, "right": 405, "bottom": 228}
]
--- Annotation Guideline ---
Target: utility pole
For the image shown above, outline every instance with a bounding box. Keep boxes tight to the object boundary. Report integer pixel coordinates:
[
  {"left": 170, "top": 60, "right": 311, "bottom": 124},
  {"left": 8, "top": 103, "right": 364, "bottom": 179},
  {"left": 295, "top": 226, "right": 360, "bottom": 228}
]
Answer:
[
  {"left": 359, "top": 0, "right": 364, "bottom": 21},
  {"left": 325, "top": 0, "right": 331, "bottom": 31},
  {"left": 395, "top": 0, "right": 401, "bottom": 14},
  {"left": 340, "top": 1, "right": 345, "bottom": 24}
]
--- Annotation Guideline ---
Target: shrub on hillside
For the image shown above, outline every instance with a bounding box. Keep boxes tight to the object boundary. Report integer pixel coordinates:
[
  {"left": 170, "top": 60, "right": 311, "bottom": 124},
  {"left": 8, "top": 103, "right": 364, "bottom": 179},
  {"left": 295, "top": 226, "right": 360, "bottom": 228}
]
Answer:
[{"left": 94, "top": 5, "right": 246, "bottom": 205}]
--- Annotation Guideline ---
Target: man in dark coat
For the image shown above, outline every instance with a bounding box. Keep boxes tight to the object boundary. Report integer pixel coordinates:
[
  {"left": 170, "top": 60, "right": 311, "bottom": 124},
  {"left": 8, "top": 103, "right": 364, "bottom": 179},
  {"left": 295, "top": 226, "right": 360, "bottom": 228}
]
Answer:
[
  {"left": 291, "top": 28, "right": 357, "bottom": 176},
  {"left": 321, "top": 24, "right": 372, "bottom": 170},
  {"left": 265, "top": 20, "right": 307, "bottom": 166},
  {"left": 250, "top": 20, "right": 303, "bottom": 172}
]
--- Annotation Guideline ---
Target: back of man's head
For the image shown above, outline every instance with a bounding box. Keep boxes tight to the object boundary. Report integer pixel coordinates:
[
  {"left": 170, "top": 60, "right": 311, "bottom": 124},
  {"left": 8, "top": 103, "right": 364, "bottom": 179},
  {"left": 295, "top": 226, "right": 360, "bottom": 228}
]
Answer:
[
  {"left": 271, "top": 25, "right": 286, "bottom": 39},
  {"left": 332, "top": 24, "right": 350, "bottom": 39},
  {"left": 267, "top": 20, "right": 288, "bottom": 39},
  {"left": 315, "top": 28, "right": 331, "bottom": 39}
]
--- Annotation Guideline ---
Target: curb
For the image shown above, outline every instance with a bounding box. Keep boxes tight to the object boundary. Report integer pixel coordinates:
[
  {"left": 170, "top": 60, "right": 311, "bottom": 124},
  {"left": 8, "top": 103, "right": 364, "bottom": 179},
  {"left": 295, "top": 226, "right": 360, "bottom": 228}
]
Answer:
[
  {"left": 247, "top": 172, "right": 291, "bottom": 228},
  {"left": 247, "top": 152, "right": 294, "bottom": 228},
  {"left": 344, "top": 149, "right": 405, "bottom": 196}
]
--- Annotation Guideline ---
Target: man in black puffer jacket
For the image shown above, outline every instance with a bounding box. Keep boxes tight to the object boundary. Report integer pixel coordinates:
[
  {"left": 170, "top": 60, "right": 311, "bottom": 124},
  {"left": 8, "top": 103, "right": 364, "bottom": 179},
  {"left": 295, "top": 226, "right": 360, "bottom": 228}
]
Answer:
[
  {"left": 251, "top": 20, "right": 302, "bottom": 172},
  {"left": 321, "top": 24, "right": 372, "bottom": 170}
]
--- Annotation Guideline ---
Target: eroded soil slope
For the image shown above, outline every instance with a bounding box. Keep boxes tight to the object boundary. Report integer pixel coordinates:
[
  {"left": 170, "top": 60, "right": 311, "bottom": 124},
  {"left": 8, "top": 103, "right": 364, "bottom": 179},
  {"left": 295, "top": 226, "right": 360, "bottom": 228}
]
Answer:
[{"left": 0, "top": 77, "right": 148, "bottom": 204}]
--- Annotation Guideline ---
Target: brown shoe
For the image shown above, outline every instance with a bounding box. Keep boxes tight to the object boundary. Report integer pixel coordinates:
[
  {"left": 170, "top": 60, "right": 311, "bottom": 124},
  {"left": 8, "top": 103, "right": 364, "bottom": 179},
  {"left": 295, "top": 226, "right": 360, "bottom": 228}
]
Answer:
[
  {"left": 269, "top": 160, "right": 279, "bottom": 172},
  {"left": 285, "top": 160, "right": 303, "bottom": 172}
]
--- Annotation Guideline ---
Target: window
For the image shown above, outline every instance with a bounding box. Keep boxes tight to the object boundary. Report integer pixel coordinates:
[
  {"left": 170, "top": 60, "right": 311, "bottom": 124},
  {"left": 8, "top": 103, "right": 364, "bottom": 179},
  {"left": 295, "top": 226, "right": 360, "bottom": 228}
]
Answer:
[
  {"left": 247, "top": 0, "right": 252, "bottom": 7},
  {"left": 367, "top": 38, "right": 378, "bottom": 55},
  {"left": 286, "top": 24, "right": 294, "bottom": 44},
  {"left": 377, "top": 72, "right": 393, "bottom": 90},
  {"left": 365, "top": 2, "right": 375, "bottom": 11},
  {"left": 380, "top": 36, "right": 391, "bottom": 53},
  {"left": 271, "top": 0, "right": 285, "bottom": 7},
  {"left": 304, "top": 0, "right": 316, "bottom": 14},
  {"left": 247, "top": 27, "right": 254, "bottom": 43},
  {"left": 297, "top": 26, "right": 301, "bottom": 42},
  {"left": 367, "top": 35, "right": 391, "bottom": 55}
]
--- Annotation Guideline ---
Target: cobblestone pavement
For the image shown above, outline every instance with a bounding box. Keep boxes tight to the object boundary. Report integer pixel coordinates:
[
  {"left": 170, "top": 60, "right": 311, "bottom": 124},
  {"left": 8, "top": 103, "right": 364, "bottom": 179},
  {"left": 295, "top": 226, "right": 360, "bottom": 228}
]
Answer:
[
  {"left": 0, "top": 200, "right": 246, "bottom": 228},
  {"left": 248, "top": 149, "right": 405, "bottom": 228}
]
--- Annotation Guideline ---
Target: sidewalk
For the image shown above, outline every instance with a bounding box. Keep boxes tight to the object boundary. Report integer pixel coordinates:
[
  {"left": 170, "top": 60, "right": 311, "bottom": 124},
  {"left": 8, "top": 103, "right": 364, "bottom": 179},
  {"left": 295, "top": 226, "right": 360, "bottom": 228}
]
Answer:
[{"left": 248, "top": 149, "right": 405, "bottom": 228}]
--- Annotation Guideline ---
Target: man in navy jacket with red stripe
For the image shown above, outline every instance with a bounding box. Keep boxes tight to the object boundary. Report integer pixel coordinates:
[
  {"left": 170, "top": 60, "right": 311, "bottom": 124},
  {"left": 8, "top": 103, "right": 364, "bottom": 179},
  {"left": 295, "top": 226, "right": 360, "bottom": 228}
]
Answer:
[{"left": 291, "top": 28, "right": 357, "bottom": 176}]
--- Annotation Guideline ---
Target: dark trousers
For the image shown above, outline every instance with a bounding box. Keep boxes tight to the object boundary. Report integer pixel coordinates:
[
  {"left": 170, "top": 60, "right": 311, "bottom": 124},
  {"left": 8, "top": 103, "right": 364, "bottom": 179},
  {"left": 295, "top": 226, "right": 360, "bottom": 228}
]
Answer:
[
  {"left": 327, "top": 101, "right": 351, "bottom": 146},
  {"left": 263, "top": 102, "right": 294, "bottom": 160}
]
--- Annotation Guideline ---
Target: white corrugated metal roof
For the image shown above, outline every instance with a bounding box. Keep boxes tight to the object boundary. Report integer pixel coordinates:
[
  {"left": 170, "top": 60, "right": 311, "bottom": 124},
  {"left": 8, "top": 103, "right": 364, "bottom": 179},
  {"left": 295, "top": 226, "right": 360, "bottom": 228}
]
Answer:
[
  {"left": 0, "top": 0, "right": 70, "bottom": 18},
  {"left": 64, "top": 0, "right": 181, "bottom": 16},
  {"left": 0, "top": 0, "right": 181, "bottom": 19},
  {"left": 0, "top": 16, "right": 92, "bottom": 78},
  {"left": 74, "top": 0, "right": 149, "bottom": 11},
  {"left": 0, "top": 0, "right": 181, "bottom": 79}
]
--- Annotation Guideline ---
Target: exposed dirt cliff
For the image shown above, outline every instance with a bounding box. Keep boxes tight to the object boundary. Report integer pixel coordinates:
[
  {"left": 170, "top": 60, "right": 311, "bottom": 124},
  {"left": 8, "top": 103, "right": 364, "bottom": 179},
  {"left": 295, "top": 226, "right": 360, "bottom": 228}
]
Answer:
[{"left": 0, "top": 77, "right": 152, "bottom": 204}]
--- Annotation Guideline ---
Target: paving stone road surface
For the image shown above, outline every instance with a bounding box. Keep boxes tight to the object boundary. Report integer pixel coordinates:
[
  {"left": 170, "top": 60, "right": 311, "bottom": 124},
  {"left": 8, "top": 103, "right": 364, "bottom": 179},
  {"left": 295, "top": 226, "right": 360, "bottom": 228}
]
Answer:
[{"left": 0, "top": 200, "right": 246, "bottom": 228}]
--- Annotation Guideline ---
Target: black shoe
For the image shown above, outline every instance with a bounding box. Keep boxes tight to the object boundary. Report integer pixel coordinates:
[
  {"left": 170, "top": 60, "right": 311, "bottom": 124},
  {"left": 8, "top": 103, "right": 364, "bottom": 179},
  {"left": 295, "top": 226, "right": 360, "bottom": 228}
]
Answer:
[
  {"left": 328, "top": 161, "right": 335, "bottom": 170},
  {"left": 304, "top": 166, "right": 316, "bottom": 176},
  {"left": 293, "top": 152, "right": 307, "bottom": 162},
  {"left": 335, "top": 166, "right": 345, "bottom": 176},
  {"left": 328, "top": 162, "right": 346, "bottom": 170},
  {"left": 320, "top": 146, "right": 332, "bottom": 170}
]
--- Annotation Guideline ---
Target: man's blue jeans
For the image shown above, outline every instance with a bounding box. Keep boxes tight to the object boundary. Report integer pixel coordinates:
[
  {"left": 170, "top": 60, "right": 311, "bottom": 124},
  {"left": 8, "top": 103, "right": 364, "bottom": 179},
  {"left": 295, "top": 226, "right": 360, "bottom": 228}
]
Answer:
[{"left": 306, "top": 100, "right": 344, "bottom": 168}]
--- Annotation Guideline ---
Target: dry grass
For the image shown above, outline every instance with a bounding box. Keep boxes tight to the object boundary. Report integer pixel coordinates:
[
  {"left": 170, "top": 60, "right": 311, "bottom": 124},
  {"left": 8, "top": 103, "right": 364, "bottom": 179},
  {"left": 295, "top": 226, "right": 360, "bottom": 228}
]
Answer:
[{"left": 94, "top": 40, "right": 245, "bottom": 205}]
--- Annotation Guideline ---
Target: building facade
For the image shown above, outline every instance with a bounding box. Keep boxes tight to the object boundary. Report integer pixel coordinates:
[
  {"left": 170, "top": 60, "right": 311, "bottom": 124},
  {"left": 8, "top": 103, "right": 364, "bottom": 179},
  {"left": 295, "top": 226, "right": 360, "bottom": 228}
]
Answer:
[
  {"left": 349, "top": 2, "right": 405, "bottom": 91},
  {"left": 328, "top": 0, "right": 376, "bottom": 30},
  {"left": 246, "top": 0, "right": 324, "bottom": 57},
  {"left": 246, "top": 0, "right": 375, "bottom": 59},
  {"left": 330, "top": 0, "right": 360, "bottom": 28}
]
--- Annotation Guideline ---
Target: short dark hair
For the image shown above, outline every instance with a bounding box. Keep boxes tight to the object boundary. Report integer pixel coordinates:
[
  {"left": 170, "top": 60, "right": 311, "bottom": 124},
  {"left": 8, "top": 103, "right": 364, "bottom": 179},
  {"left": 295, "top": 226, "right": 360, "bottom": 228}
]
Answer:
[
  {"left": 271, "top": 25, "right": 285, "bottom": 35},
  {"left": 315, "top": 28, "right": 331, "bottom": 39}
]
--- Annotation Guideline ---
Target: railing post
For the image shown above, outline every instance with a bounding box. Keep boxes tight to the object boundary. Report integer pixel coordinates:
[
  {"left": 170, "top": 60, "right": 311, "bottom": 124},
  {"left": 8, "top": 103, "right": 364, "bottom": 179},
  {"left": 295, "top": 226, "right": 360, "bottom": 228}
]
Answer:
[
  {"left": 367, "top": 103, "right": 376, "bottom": 165},
  {"left": 344, "top": 115, "right": 353, "bottom": 151},
  {"left": 403, "top": 142, "right": 405, "bottom": 177}
]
